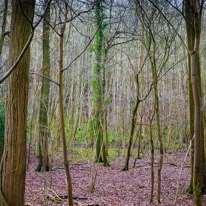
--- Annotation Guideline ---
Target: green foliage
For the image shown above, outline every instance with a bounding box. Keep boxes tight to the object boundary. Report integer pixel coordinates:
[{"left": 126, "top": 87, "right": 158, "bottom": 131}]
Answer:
[
  {"left": 88, "top": 118, "right": 97, "bottom": 138},
  {"left": 88, "top": 46, "right": 95, "bottom": 53},
  {"left": 108, "top": 130, "right": 118, "bottom": 143},
  {"left": 102, "top": 21, "right": 109, "bottom": 29},
  {"left": 75, "top": 124, "right": 87, "bottom": 143},
  {"left": 105, "top": 98, "right": 112, "bottom": 104}
]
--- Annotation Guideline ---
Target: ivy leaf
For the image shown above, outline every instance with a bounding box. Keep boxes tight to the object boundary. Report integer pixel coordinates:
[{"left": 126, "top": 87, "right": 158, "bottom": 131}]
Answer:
[
  {"left": 105, "top": 99, "right": 112, "bottom": 104},
  {"left": 88, "top": 47, "right": 95, "bottom": 53}
]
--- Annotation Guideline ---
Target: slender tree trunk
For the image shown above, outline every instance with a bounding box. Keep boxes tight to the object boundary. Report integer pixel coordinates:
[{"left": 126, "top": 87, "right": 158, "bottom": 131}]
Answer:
[
  {"left": 149, "top": 118, "right": 154, "bottom": 202},
  {"left": 185, "top": 0, "right": 195, "bottom": 194},
  {"left": 192, "top": 5, "right": 203, "bottom": 203},
  {"left": 191, "top": 51, "right": 202, "bottom": 206},
  {"left": 154, "top": 85, "right": 163, "bottom": 203},
  {"left": 55, "top": 106, "right": 60, "bottom": 151},
  {"left": 0, "top": 1, "right": 34, "bottom": 205},
  {"left": 36, "top": 0, "right": 50, "bottom": 172},
  {"left": 122, "top": 96, "right": 140, "bottom": 171},
  {"left": 59, "top": 28, "right": 73, "bottom": 206},
  {"left": 137, "top": 114, "right": 143, "bottom": 159}
]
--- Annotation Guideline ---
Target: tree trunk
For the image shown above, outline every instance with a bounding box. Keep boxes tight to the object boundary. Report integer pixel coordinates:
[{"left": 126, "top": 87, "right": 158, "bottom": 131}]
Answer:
[
  {"left": 59, "top": 28, "right": 73, "bottom": 206},
  {"left": 0, "top": 0, "right": 34, "bottom": 205},
  {"left": 149, "top": 118, "right": 154, "bottom": 202},
  {"left": 94, "top": 0, "right": 104, "bottom": 163},
  {"left": 36, "top": 0, "right": 50, "bottom": 172},
  {"left": 185, "top": 0, "right": 195, "bottom": 194},
  {"left": 122, "top": 97, "right": 140, "bottom": 171},
  {"left": 191, "top": 51, "right": 202, "bottom": 206}
]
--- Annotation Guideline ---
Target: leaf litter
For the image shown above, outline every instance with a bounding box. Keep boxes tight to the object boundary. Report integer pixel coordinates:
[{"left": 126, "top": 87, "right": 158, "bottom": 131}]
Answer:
[{"left": 25, "top": 150, "right": 205, "bottom": 206}]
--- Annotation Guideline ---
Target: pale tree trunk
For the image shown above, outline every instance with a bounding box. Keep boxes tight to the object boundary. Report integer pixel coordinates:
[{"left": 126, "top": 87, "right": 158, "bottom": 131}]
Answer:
[{"left": 0, "top": 0, "right": 34, "bottom": 205}]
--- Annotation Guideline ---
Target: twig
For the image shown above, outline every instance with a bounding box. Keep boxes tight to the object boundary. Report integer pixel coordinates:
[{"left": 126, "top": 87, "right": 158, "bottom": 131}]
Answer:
[
  {"left": 48, "top": 188, "right": 64, "bottom": 201},
  {"left": 61, "top": 21, "right": 102, "bottom": 72},
  {"left": 30, "top": 72, "right": 59, "bottom": 86},
  {"left": 24, "top": 203, "right": 33, "bottom": 206}
]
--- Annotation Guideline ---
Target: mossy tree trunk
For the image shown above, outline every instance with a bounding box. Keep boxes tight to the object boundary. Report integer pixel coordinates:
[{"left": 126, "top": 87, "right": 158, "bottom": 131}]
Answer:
[
  {"left": 94, "top": 0, "right": 108, "bottom": 164},
  {"left": 36, "top": 0, "right": 50, "bottom": 172},
  {"left": 0, "top": 0, "right": 34, "bottom": 205}
]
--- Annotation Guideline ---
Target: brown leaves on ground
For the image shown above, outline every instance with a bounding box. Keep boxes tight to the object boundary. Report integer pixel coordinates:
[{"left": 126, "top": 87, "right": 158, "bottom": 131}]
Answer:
[{"left": 25, "top": 150, "right": 200, "bottom": 206}]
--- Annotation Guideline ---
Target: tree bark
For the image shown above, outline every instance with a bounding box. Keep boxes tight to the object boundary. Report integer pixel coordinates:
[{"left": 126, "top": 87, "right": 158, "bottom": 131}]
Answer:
[{"left": 0, "top": 0, "right": 34, "bottom": 205}]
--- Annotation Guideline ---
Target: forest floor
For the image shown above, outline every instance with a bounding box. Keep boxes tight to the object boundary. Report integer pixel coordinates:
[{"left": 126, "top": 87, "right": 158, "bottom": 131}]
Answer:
[{"left": 25, "top": 148, "right": 206, "bottom": 206}]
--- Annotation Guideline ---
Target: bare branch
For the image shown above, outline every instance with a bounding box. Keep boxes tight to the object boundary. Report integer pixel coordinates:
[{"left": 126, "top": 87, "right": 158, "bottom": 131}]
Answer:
[
  {"left": 30, "top": 72, "right": 59, "bottom": 86},
  {"left": 0, "top": 32, "right": 34, "bottom": 84},
  {"left": 148, "top": 0, "right": 191, "bottom": 54},
  {"left": 61, "top": 23, "right": 101, "bottom": 73},
  {"left": 0, "top": 0, "right": 52, "bottom": 84}
]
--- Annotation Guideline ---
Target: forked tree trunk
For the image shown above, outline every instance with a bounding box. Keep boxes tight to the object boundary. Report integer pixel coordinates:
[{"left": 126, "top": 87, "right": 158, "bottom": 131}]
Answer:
[{"left": 0, "top": 0, "right": 34, "bottom": 205}]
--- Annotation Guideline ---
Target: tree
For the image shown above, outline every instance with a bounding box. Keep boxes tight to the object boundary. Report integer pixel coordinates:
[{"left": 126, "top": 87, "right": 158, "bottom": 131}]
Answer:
[
  {"left": 149, "top": 0, "right": 206, "bottom": 204},
  {"left": 0, "top": 0, "right": 35, "bottom": 205},
  {"left": 133, "top": 0, "right": 175, "bottom": 202},
  {"left": 185, "top": 0, "right": 205, "bottom": 204},
  {"left": 184, "top": 0, "right": 195, "bottom": 195},
  {"left": 93, "top": 0, "right": 107, "bottom": 164},
  {"left": 36, "top": 0, "right": 51, "bottom": 172}
]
